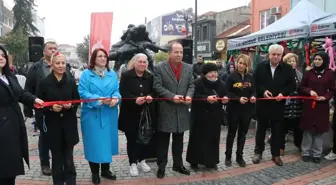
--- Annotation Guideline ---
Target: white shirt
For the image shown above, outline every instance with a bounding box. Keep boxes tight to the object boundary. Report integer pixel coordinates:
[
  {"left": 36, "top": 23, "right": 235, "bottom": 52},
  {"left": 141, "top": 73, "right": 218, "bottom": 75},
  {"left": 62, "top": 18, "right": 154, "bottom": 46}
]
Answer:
[
  {"left": 0, "top": 73, "right": 9, "bottom": 85},
  {"left": 270, "top": 63, "right": 279, "bottom": 78}
]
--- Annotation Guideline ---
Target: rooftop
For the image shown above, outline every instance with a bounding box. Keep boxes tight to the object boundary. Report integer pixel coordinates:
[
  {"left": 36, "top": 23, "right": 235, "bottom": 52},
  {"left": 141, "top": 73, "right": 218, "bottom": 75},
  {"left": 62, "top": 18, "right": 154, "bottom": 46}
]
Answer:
[{"left": 216, "top": 19, "right": 251, "bottom": 39}]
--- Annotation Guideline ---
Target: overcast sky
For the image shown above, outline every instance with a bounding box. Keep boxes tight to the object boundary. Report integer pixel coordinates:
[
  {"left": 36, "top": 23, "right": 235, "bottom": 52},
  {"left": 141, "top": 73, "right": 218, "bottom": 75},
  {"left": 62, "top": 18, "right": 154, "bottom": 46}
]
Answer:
[{"left": 6, "top": 0, "right": 249, "bottom": 45}]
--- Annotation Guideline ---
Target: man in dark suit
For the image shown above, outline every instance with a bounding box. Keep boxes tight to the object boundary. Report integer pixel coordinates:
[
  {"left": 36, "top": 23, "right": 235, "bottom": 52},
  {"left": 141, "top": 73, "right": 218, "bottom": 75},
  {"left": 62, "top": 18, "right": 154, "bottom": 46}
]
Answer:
[
  {"left": 252, "top": 44, "right": 296, "bottom": 166},
  {"left": 153, "top": 42, "right": 195, "bottom": 178}
]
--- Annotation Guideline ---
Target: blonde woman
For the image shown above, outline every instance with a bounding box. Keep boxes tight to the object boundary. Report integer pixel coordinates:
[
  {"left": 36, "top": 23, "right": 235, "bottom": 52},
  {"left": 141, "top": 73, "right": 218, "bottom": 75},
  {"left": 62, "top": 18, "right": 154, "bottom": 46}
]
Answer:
[
  {"left": 119, "top": 53, "right": 156, "bottom": 177},
  {"left": 225, "top": 54, "right": 256, "bottom": 167},
  {"left": 36, "top": 52, "right": 80, "bottom": 185},
  {"left": 282, "top": 53, "right": 303, "bottom": 154}
]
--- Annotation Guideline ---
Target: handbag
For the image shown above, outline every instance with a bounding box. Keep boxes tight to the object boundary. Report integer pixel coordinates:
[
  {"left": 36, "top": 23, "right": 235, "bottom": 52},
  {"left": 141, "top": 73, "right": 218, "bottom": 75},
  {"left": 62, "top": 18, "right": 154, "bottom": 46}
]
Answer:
[{"left": 137, "top": 105, "right": 153, "bottom": 145}]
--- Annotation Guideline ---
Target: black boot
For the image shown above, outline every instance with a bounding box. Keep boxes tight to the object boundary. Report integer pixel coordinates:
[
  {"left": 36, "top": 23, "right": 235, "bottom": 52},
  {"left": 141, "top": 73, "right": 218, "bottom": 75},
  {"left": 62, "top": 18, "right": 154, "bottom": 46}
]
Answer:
[
  {"left": 225, "top": 155, "right": 232, "bottom": 167},
  {"left": 101, "top": 163, "right": 116, "bottom": 180},
  {"left": 236, "top": 155, "right": 246, "bottom": 167},
  {"left": 92, "top": 173, "right": 100, "bottom": 185}
]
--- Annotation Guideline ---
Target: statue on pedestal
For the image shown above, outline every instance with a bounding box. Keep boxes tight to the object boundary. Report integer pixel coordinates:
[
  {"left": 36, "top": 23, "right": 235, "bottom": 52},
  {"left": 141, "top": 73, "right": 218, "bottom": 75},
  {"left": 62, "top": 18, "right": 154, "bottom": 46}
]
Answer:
[{"left": 109, "top": 24, "right": 167, "bottom": 71}]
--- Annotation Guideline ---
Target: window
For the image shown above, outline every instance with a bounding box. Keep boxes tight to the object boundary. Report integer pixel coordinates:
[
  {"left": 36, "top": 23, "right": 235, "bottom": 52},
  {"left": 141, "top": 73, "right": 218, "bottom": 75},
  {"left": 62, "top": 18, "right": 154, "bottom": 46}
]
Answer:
[
  {"left": 196, "top": 27, "right": 200, "bottom": 41},
  {"left": 260, "top": 10, "right": 269, "bottom": 29},
  {"left": 9, "top": 19, "right": 13, "bottom": 28},
  {"left": 3, "top": 16, "right": 9, "bottom": 26},
  {"left": 2, "top": 15, "right": 13, "bottom": 28},
  {"left": 202, "top": 25, "right": 208, "bottom": 41},
  {"left": 260, "top": 9, "right": 280, "bottom": 29}
]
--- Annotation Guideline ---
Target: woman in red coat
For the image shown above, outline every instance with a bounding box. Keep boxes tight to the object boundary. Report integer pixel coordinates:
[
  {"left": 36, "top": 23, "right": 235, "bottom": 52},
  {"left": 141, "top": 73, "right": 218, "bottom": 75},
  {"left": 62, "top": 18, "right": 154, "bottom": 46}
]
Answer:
[{"left": 299, "top": 51, "right": 335, "bottom": 163}]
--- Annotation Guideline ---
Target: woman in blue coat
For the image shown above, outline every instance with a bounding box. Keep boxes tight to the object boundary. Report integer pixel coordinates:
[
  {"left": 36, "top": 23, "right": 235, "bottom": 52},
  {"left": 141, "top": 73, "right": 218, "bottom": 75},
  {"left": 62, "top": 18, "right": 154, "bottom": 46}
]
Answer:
[{"left": 78, "top": 48, "right": 121, "bottom": 185}]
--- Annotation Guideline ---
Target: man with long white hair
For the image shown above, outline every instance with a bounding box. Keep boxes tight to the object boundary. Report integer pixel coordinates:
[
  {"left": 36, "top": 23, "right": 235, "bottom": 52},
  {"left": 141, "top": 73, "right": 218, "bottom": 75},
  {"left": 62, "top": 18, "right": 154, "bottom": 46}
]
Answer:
[{"left": 252, "top": 44, "right": 296, "bottom": 166}]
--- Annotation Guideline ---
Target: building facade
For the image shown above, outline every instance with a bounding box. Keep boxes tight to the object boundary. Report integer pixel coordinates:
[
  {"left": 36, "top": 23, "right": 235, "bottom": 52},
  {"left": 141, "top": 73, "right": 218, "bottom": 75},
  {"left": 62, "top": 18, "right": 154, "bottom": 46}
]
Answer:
[
  {"left": 191, "top": 5, "right": 251, "bottom": 60},
  {"left": 0, "top": 2, "right": 45, "bottom": 37},
  {"left": 291, "top": 0, "right": 336, "bottom": 13},
  {"left": 250, "top": 0, "right": 336, "bottom": 34},
  {"left": 251, "top": 0, "right": 291, "bottom": 33},
  {"left": 215, "top": 5, "right": 251, "bottom": 35},
  {"left": 0, "top": 0, "right": 14, "bottom": 36},
  {"left": 58, "top": 44, "right": 81, "bottom": 67},
  {"left": 194, "top": 18, "right": 217, "bottom": 59}
]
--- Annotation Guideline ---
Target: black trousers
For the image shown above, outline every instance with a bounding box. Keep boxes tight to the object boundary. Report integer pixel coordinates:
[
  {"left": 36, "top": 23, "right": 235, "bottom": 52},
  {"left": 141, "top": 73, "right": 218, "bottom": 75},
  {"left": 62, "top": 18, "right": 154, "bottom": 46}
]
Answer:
[
  {"left": 254, "top": 117, "right": 283, "bottom": 157},
  {"left": 157, "top": 132, "right": 184, "bottom": 169},
  {"left": 281, "top": 118, "right": 302, "bottom": 149},
  {"left": 50, "top": 145, "right": 76, "bottom": 185},
  {"left": 225, "top": 114, "right": 251, "bottom": 157},
  {"left": 125, "top": 131, "right": 145, "bottom": 165},
  {"left": 36, "top": 112, "right": 50, "bottom": 167},
  {"left": 88, "top": 162, "right": 110, "bottom": 174},
  {"left": 0, "top": 177, "right": 15, "bottom": 185}
]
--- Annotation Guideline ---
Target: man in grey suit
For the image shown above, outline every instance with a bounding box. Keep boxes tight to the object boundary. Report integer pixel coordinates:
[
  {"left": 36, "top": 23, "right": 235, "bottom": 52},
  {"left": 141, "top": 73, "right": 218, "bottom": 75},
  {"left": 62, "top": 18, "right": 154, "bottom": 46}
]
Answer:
[{"left": 153, "top": 42, "right": 195, "bottom": 179}]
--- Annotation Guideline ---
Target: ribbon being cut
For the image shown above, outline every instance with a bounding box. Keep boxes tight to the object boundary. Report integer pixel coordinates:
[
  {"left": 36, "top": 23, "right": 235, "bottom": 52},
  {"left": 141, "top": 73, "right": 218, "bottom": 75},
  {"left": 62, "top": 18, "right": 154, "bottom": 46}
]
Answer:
[{"left": 35, "top": 96, "right": 318, "bottom": 109}]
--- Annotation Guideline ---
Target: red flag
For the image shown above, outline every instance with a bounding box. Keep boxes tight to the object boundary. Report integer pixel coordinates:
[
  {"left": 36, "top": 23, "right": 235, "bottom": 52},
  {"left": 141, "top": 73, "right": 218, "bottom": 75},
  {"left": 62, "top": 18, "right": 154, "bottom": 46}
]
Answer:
[{"left": 89, "top": 12, "right": 113, "bottom": 59}]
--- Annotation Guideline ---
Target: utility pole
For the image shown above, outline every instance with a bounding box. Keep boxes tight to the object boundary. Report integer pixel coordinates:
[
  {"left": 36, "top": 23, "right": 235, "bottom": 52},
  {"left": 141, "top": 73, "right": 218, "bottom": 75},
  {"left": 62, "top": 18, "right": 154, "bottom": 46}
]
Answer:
[
  {"left": 194, "top": 0, "right": 198, "bottom": 62},
  {"left": 184, "top": 14, "right": 189, "bottom": 37}
]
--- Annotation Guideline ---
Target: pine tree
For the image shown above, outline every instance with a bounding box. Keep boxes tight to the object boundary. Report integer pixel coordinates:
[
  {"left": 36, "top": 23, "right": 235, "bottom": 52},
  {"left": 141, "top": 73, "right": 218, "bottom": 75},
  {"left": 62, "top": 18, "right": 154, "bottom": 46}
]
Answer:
[
  {"left": 12, "top": 0, "right": 38, "bottom": 35},
  {"left": 76, "top": 35, "right": 90, "bottom": 64}
]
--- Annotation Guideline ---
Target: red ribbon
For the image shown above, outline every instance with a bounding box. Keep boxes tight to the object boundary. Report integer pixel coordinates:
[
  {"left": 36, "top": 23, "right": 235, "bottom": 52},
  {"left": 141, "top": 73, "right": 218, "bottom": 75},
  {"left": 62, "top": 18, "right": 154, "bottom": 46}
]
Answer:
[{"left": 34, "top": 96, "right": 317, "bottom": 109}]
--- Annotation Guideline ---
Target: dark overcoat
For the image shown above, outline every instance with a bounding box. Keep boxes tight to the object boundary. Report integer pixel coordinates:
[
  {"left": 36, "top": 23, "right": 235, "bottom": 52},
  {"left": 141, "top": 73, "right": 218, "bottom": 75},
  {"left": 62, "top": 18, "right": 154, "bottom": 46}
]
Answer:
[
  {"left": 118, "top": 69, "right": 156, "bottom": 133},
  {"left": 35, "top": 73, "right": 80, "bottom": 150},
  {"left": 0, "top": 73, "right": 36, "bottom": 178},
  {"left": 253, "top": 61, "right": 296, "bottom": 120},
  {"left": 299, "top": 69, "right": 335, "bottom": 133},
  {"left": 186, "top": 77, "right": 226, "bottom": 165}
]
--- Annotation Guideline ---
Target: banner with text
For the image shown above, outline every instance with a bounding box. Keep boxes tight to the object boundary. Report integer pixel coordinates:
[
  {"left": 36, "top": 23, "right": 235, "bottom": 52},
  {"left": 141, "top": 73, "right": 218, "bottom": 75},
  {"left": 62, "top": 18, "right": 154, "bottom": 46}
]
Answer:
[
  {"left": 161, "top": 12, "right": 193, "bottom": 36},
  {"left": 310, "top": 13, "right": 336, "bottom": 37},
  {"left": 228, "top": 26, "right": 308, "bottom": 50},
  {"left": 89, "top": 12, "right": 113, "bottom": 58}
]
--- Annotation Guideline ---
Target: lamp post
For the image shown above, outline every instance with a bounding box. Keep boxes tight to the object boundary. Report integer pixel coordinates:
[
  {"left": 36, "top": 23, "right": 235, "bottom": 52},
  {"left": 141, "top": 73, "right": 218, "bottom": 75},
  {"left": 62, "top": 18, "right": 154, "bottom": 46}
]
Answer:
[{"left": 194, "top": 0, "right": 198, "bottom": 62}]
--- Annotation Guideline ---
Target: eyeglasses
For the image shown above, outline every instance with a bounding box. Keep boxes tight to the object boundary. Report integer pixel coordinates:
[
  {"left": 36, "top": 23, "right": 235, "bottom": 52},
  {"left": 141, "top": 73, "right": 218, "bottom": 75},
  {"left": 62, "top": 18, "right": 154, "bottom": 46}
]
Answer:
[{"left": 97, "top": 55, "right": 107, "bottom": 58}]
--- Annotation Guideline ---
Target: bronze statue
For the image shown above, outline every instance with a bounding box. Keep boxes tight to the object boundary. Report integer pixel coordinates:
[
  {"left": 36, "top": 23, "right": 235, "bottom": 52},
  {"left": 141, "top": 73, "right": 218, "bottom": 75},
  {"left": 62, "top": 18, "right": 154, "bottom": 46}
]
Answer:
[{"left": 109, "top": 24, "right": 167, "bottom": 71}]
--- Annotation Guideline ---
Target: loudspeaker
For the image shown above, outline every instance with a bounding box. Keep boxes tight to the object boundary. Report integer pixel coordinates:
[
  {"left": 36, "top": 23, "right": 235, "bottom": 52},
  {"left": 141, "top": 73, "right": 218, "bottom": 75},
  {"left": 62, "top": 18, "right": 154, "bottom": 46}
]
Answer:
[
  {"left": 181, "top": 39, "right": 193, "bottom": 64},
  {"left": 29, "top": 37, "right": 44, "bottom": 62}
]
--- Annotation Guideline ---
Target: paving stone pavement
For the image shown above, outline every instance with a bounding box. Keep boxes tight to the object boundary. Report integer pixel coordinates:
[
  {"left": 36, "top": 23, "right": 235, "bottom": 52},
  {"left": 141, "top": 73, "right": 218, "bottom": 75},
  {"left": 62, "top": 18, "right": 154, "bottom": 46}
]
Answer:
[{"left": 16, "top": 118, "right": 336, "bottom": 185}]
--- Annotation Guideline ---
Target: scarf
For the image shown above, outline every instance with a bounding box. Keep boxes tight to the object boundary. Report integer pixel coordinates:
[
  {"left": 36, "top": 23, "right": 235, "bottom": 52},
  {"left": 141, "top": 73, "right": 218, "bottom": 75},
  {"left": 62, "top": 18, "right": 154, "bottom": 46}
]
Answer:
[
  {"left": 94, "top": 66, "right": 106, "bottom": 77},
  {"left": 202, "top": 76, "right": 220, "bottom": 90},
  {"left": 168, "top": 58, "right": 182, "bottom": 81}
]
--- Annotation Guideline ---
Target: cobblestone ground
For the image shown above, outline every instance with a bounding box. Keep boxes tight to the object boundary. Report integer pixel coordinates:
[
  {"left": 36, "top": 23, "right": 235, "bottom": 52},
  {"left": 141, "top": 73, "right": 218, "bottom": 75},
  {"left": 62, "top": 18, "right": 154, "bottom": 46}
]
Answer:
[{"left": 16, "top": 118, "right": 336, "bottom": 185}]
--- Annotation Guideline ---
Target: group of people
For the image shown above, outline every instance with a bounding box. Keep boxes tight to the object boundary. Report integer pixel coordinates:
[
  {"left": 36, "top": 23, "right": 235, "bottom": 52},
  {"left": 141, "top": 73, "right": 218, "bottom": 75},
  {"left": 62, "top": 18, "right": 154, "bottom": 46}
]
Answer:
[{"left": 0, "top": 40, "right": 336, "bottom": 185}]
